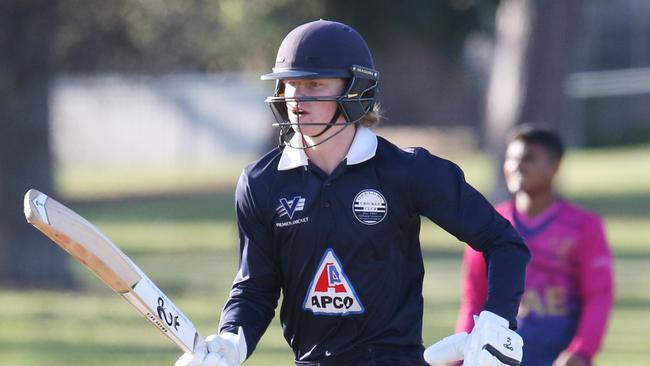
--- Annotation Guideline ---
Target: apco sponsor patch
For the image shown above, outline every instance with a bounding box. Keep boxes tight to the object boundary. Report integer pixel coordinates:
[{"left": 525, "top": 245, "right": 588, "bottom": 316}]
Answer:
[
  {"left": 276, "top": 196, "right": 308, "bottom": 227},
  {"left": 303, "top": 248, "right": 364, "bottom": 315},
  {"left": 352, "top": 189, "right": 387, "bottom": 225}
]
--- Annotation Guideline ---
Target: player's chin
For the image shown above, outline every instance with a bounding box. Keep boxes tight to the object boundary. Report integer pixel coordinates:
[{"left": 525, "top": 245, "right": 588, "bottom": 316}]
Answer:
[
  {"left": 297, "top": 124, "right": 327, "bottom": 137},
  {"left": 506, "top": 181, "right": 522, "bottom": 195}
]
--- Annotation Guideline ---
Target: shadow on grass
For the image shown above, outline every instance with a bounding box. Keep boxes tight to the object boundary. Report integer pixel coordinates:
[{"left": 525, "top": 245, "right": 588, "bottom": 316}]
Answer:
[
  {"left": 421, "top": 248, "right": 463, "bottom": 260},
  {"left": 614, "top": 298, "right": 650, "bottom": 310},
  {"left": 70, "top": 191, "right": 236, "bottom": 222},
  {"left": 613, "top": 250, "right": 650, "bottom": 261},
  {"left": 420, "top": 244, "right": 650, "bottom": 263},
  {"left": 0, "top": 339, "right": 178, "bottom": 363},
  {"left": 66, "top": 190, "right": 649, "bottom": 224},
  {"left": 568, "top": 192, "right": 650, "bottom": 218}
]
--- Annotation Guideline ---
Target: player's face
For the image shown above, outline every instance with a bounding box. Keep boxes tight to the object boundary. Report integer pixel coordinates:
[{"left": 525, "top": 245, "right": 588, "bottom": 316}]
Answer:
[
  {"left": 504, "top": 140, "right": 559, "bottom": 195},
  {"left": 283, "top": 78, "right": 346, "bottom": 137}
]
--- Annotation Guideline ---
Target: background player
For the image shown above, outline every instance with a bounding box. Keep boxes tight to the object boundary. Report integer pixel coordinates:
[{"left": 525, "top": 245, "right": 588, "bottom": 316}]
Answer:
[
  {"left": 456, "top": 125, "right": 614, "bottom": 366},
  {"left": 176, "top": 19, "right": 530, "bottom": 366}
]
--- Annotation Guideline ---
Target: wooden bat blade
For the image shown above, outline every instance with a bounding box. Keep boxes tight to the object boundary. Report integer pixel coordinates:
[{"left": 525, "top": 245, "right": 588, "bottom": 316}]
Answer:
[
  {"left": 24, "top": 189, "right": 200, "bottom": 353},
  {"left": 24, "top": 189, "right": 139, "bottom": 292}
]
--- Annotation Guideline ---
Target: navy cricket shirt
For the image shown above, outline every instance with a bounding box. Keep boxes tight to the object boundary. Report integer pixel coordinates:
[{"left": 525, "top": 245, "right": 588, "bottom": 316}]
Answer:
[{"left": 219, "top": 127, "right": 530, "bottom": 362}]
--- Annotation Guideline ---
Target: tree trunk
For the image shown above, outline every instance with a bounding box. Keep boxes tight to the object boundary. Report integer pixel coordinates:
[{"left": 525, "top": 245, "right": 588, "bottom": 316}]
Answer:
[
  {"left": 484, "top": 0, "right": 583, "bottom": 202},
  {"left": 0, "top": 1, "right": 74, "bottom": 288}
]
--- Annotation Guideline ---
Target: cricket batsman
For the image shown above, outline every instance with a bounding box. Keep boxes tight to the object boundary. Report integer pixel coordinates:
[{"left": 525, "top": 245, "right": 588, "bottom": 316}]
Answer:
[{"left": 176, "top": 19, "right": 530, "bottom": 366}]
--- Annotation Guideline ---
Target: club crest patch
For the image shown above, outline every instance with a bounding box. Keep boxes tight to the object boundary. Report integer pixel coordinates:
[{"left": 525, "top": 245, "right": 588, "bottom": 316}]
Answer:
[
  {"left": 352, "top": 189, "right": 387, "bottom": 225},
  {"left": 303, "top": 248, "right": 364, "bottom": 315}
]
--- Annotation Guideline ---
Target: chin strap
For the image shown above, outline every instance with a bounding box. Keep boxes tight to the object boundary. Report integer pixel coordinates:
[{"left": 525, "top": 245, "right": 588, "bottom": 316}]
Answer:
[
  {"left": 277, "top": 106, "right": 344, "bottom": 149},
  {"left": 294, "top": 107, "right": 350, "bottom": 150},
  {"left": 308, "top": 108, "right": 343, "bottom": 138}
]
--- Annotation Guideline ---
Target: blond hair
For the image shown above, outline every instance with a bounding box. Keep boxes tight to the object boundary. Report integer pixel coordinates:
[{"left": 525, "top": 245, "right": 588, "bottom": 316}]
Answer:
[{"left": 359, "top": 102, "right": 382, "bottom": 127}]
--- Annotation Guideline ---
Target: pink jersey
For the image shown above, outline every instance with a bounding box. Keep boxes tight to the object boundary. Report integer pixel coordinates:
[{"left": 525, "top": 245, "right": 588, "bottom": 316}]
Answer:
[{"left": 457, "top": 199, "right": 614, "bottom": 364}]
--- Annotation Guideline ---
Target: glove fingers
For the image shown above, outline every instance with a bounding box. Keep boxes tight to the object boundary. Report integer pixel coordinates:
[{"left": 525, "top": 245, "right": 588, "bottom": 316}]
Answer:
[
  {"left": 175, "top": 350, "right": 207, "bottom": 366},
  {"left": 204, "top": 352, "right": 222, "bottom": 366},
  {"left": 206, "top": 334, "right": 222, "bottom": 353},
  {"left": 478, "top": 349, "right": 505, "bottom": 366},
  {"left": 424, "top": 332, "right": 468, "bottom": 365},
  {"left": 174, "top": 353, "right": 194, "bottom": 366},
  {"left": 210, "top": 353, "right": 236, "bottom": 366},
  {"left": 464, "top": 312, "right": 523, "bottom": 366}
]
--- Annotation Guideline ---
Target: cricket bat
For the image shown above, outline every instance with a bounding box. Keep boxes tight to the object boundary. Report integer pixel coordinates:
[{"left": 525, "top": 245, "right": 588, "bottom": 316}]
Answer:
[{"left": 23, "top": 188, "right": 201, "bottom": 354}]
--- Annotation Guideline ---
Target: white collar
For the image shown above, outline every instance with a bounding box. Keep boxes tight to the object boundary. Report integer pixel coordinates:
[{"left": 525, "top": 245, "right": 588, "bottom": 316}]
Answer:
[{"left": 277, "top": 126, "right": 378, "bottom": 171}]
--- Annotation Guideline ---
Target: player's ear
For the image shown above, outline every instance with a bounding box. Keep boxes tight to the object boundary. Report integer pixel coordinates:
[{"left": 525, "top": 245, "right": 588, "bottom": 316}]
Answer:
[{"left": 550, "top": 157, "right": 561, "bottom": 177}]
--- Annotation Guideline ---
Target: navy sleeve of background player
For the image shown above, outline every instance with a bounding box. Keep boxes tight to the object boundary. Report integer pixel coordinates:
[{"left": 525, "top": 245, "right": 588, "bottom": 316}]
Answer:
[
  {"left": 409, "top": 149, "right": 530, "bottom": 329},
  {"left": 219, "top": 170, "right": 281, "bottom": 357}
]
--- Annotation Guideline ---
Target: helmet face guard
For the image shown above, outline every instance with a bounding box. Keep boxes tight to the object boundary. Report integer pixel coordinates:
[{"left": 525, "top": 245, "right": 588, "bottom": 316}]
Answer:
[
  {"left": 264, "top": 65, "right": 379, "bottom": 147},
  {"left": 261, "top": 20, "right": 379, "bottom": 149}
]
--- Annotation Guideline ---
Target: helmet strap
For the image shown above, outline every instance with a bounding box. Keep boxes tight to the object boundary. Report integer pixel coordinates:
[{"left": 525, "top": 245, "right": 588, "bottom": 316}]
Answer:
[{"left": 309, "top": 107, "right": 343, "bottom": 138}]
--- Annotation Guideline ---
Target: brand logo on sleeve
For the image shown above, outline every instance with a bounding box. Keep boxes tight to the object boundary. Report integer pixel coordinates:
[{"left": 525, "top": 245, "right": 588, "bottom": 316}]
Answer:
[
  {"left": 275, "top": 196, "right": 309, "bottom": 227},
  {"left": 352, "top": 189, "right": 387, "bottom": 225},
  {"left": 303, "top": 248, "right": 364, "bottom": 315},
  {"left": 277, "top": 196, "right": 305, "bottom": 219}
]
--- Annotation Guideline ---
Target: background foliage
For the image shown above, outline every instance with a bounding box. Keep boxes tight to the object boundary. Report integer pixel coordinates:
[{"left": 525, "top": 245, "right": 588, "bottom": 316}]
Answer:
[{"left": 53, "top": 0, "right": 498, "bottom": 73}]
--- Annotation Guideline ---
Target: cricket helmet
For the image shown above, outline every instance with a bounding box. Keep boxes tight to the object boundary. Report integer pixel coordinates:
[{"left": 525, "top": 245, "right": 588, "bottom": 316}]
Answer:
[{"left": 261, "top": 19, "right": 379, "bottom": 147}]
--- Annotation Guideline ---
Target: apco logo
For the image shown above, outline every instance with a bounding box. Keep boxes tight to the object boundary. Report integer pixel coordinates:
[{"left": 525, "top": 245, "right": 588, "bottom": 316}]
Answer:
[
  {"left": 276, "top": 196, "right": 308, "bottom": 227},
  {"left": 303, "top": 248, "right": 364, "bottom": 315},
  {"left": 352, "top": 189, "right": 387, "bottom": 225}
]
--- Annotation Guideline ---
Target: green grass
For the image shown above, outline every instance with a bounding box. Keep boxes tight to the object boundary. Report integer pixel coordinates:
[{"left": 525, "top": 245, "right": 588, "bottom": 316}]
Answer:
[{"left": 2, "top": 145, "right": 649, "bottom": 365}]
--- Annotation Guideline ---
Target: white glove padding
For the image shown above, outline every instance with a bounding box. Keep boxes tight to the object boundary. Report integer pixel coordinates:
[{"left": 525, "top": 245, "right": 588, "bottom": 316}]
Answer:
[
  {"left": 424, "top": 311, "right": 522, "bottom": 366},
  {"left": 175, "top": 327, "right": 247, "bottom": 366},
  {"left": 423, "top": 332, "right": 467, "bottom": 365},
  {"left": 464, "top": 311, "right": 522, "bottom": 366},
  {"left": 175, "top": 338, "right": 208, "bottom": 366}
]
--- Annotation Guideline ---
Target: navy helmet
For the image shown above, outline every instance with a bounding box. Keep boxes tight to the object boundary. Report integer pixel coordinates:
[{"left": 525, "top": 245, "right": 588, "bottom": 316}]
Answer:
[{"left": 261, "top": 20, "right": 379, "bottom": 147}]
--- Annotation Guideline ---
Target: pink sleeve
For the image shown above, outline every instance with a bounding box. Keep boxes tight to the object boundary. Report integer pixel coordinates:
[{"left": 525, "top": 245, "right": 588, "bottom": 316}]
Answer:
[
  {"left": 566, "top": 216, "right": 614, "bottom": 360},
  {"left": 456, "top": 246, "right": 488, "bottom": 333}
]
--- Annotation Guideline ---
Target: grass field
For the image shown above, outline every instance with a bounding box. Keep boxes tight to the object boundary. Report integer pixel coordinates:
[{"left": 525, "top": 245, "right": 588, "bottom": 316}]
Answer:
[{"left": 1, "top": 145, "right": 649, "bottom": 365}]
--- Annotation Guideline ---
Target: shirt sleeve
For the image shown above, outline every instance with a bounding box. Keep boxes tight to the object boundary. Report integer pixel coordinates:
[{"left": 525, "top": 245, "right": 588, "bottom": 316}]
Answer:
[
  {"left": 218, "top": 171, "right": 281, "bottom": 358},
  {"left": 409, "top": 150, "right": 530, "bottom": 328},
  {"left": 456, "top": 246, "right": 488, "bottom": 333},
  {"left": 566, "top": 216, "right": 614, "bottom": 360}
]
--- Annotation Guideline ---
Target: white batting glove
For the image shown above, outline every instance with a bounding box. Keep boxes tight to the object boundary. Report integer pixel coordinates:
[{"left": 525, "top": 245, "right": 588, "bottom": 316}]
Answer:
[
  {"left": 424, "top": 311, "right": 523, "bottom": 366},
  {"left": 423, "top": 332, "right": 467, "bottom": 365},
  {"left": 175, "top": 327, "right": 247, "bottom": 366},
  {"left": 175, "top": 337, "right": 206, "bottom": 366}
]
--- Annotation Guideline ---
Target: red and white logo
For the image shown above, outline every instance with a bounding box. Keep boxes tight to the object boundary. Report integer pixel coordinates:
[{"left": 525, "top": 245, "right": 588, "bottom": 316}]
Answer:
[{"left": 303, "top": 248, "right": 364, "bottom": 315}]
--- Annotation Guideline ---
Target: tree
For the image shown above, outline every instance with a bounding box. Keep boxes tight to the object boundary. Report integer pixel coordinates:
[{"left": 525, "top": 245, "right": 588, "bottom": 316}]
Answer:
[
  {"left": 0, "top": 0, "right": 507, "bottom": 287},
  {"left": 52, "top": 1, "right": 501, "bottom": 129},
  {"left": 320, "top": 0, "right": 500, "bottom": 128},
  {"left": 483, "top": 0, "right": 583, "bottom": 200},
  {"left": 0, "top": 1, "right": 74, "bottom": 287}
]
